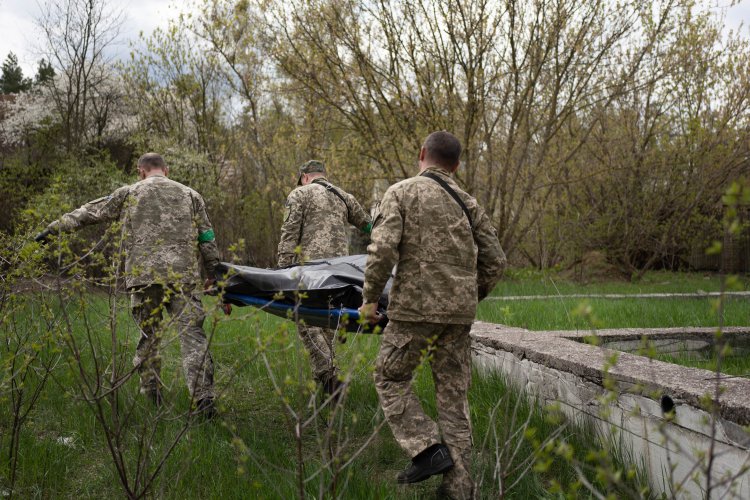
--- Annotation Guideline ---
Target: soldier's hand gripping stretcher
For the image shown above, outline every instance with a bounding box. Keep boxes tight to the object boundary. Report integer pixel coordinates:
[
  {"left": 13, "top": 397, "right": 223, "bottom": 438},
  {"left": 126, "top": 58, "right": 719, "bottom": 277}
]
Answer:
[
  {"left": 204, "top": 279, "right": 232, "bottom": 315},
  {"left": 357, "top": 302, "right": 383, "bottom": 325}
]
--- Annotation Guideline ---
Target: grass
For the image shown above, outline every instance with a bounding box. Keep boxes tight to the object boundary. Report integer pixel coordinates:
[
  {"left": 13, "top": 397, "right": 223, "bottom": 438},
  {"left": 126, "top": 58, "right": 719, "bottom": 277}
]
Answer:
[
  {"left": 652, "top": 350, "right": 750, "bottom": 378},
  {"left": 479, "top": 268, "right": 750, "bottom": 380},
  {"left": 1, "top": 291, "right": 649, "bottom": 498},
  {"left": 491, "top": 269, "right": 749, "bottom": 297},
  {"left": 476, "top": 296, "right": 749, "bottom": 331},
  {"left": 478, "top": 270, "right": 749, "bottom": 330},
  {"left": 4, "top": 269, "right": 747, "bottom": 497}
]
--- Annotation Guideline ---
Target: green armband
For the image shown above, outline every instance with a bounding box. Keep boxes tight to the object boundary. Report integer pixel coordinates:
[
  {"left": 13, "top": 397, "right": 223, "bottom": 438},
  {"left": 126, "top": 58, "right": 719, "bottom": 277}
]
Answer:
[
  {"left": 198, "top": 229, "right": 215, "bottom": 243},
  {"left": 363, "top": 222, "right": 373, "bottom": 234}
]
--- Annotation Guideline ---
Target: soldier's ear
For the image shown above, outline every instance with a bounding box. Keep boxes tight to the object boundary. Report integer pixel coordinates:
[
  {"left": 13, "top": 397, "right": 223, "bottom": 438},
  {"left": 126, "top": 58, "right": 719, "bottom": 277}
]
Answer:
[{"left": 164, "top": 166, "right": 169, "bottom": 177}]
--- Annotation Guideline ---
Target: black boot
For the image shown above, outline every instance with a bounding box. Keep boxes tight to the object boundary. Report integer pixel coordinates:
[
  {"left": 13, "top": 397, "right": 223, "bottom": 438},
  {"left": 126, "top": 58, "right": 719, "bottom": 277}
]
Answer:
[
  {"left": 397, "top": 443, "right": 454, "bottom": 484},
  {"left": 144, "top": 387, "right": 162, "bottom": 407},
  {"left": 322, "top": 375, "right": 344, "bottom": 403},
  {"left": 193, "top": 398, "right": 217, "bottom": 419}
]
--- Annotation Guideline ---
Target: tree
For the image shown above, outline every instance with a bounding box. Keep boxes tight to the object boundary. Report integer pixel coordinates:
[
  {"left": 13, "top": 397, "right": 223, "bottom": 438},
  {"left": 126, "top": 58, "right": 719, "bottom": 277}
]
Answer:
[
  {"left": 122, "top": 19, "right": 226, "bottom": 154},
  {"left": 34, "top": 59, "right": 55, "bottom": 85},
  {"left": 256, "top": 0, "right": 692, "bottom": 260},
  {"left": 25, "top": 0, "right": 747, "bottom": 271},
  {"left": 0, "top": 52, "right": 32, "bottom": 94},
  {"left": 36, "top": 0, "right": 125, "bottom": 153},
  {"left": 546, "top": 4, "right": 750, "bottom": 278}
]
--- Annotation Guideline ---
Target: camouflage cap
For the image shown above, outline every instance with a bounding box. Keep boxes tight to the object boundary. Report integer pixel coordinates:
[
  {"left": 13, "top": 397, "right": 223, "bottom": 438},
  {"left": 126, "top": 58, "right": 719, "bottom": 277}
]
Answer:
[{"left": 298, "top": 160, "right": 326, "bottom": 185}]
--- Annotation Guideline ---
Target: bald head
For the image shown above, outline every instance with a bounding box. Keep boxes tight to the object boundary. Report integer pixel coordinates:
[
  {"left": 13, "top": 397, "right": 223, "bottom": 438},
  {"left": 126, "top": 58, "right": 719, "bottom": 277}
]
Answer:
[
  {"left": 137, "top": 152, "right": 169, "bottom": 179},
  {"left": 421, "top": 131, "right": 462, "bottom": 171}
]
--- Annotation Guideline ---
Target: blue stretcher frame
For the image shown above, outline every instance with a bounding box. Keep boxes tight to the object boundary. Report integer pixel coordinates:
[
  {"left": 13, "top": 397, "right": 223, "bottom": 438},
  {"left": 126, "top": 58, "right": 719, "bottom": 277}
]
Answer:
[
  {"left": 224, "top": 292, "right": 362, "bottom": 321},
  {"left": 223, "top": 292, "right": 387, "bottom": 333}
]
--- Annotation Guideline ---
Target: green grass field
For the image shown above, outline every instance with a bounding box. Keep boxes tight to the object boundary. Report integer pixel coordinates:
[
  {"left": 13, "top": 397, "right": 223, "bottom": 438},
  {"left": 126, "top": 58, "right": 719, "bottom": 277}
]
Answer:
[
  {"left": 478, "top": 270, "right": 749, "bottom": 331},
  {"left": 476, "top": 296, "right": 749, "bottom": 331},
  {"left": 1, "top": 292, "right": 647, "bottom": 499},
  {"left": 4, "top": 270, "right": 748, "bottom": 498},
  {"left": 653, "top": 351, "right": 750, "bottom": 378},
  {"left": 491, "top": 269, "right": 748, "bottom": 296}
]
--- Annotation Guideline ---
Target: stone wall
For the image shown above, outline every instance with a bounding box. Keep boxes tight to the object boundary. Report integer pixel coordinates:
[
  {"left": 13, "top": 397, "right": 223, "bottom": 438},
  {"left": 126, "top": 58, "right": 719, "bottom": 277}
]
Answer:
[{"left": 470, "top": 322, "right": 750, "bottom": 498}]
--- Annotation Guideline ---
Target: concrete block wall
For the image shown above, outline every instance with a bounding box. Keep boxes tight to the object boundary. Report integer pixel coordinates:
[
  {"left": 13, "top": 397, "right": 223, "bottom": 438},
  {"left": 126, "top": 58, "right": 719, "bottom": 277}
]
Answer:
[{"left": 471, "top": 323, "right": 750, "bottom": 499}]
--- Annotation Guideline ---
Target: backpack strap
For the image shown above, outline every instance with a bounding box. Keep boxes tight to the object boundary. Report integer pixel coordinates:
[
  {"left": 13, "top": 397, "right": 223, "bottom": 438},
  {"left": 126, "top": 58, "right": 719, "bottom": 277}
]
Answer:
[
  {"left": 420, "top": 171, "right": 474, "bottom": 229},
  {"left": 313, "top": 179, "right": 350, "bottom": 218}
]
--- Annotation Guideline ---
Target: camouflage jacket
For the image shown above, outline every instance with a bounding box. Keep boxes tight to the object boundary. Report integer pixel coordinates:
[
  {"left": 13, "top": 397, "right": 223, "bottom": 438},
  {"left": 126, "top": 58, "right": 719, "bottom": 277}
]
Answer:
[
  {"left": 277, "top": 177, "right": 371, "bottom": 267},
  {"left": 46, "top": 174, "right": 220, "bottom": 289},
  {"left": 362, "top": 166, "right": 506, "bottom": 324}
]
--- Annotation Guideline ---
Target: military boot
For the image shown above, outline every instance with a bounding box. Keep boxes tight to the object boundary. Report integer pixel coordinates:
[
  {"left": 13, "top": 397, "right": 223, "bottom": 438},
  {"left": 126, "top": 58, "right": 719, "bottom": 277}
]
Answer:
[
  {"left": 397, "top": 443, "right": 454, "bottom": 484},
  {"left": 143, "top": 385, "right": 162, "bottom": 407},
  {"left": 193, "top": 398, "right": 217, "bottom": 420},
  {"left": 322, "top": 374, "right": 345, "bottom": 403}
]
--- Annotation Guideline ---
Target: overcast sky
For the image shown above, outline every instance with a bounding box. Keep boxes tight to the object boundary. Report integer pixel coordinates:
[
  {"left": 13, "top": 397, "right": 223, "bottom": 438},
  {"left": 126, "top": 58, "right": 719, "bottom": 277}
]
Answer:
[
  {"left": 0, "top": 0, "right": 183, "bottom": 75},
  {"left": 1, "top": 0, "right": 750, "bottom": 77}
]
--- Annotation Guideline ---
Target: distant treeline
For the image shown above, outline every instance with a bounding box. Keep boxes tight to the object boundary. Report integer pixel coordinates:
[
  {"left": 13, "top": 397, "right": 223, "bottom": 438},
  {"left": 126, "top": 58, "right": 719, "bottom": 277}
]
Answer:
[{"left": 1, "top": 0, "right": 749, "bottom": 276}]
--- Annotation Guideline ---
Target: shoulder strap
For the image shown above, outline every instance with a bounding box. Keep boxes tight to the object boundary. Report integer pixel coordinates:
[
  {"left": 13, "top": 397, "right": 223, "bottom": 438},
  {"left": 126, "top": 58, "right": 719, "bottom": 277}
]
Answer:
[
  {"left": 420, "top": 171, "right": 473, "bottom": 229},
  {"left": 313, "top": 179, "right": 350, "bottom": 218}
]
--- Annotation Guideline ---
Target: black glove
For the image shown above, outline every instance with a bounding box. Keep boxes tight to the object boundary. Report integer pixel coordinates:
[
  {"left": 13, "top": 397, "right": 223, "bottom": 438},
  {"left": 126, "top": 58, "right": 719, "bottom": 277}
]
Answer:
[{"left": 34, "top": 228, "right": 53, "bottom": 244}]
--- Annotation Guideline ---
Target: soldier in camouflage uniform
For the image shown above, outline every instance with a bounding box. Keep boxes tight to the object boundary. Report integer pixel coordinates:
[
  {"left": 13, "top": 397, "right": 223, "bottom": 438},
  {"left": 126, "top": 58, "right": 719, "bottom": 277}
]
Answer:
[
  {"left": 277, "top": 160, "right": 371, "bottom": 394},
  {"left": 359, "top": 132, "right": 506, "bottom": 499},
  {"left": 35, "top": 153, "right": 219, "bottom": 416}
]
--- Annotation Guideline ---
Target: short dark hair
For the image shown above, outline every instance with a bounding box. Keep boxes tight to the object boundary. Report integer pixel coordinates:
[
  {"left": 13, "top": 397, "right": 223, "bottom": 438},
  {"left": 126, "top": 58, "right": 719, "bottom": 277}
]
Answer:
[
  {"left": 423, "top": 131, "right": 461, "bottom": 168},
  {"left": 138, "top": 152, "right": 167, "bottom": 171}
]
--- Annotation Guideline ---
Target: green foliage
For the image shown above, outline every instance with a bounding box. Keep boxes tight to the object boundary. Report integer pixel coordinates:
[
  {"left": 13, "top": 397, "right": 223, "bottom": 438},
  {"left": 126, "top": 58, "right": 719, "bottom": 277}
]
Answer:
[
  {"left": 0, "top": 115, "right": 70, "bottom": 233},
  {"left": 34, "top": 59, "right": 55, "bottom": 85},
  {"left": 0, "top": 290, "right": 650, "bottom": 498},
  {"left": 0, "top": 156, "right": 48, "bottom": 234},
  {"left": 0, "top": 232, "right": 58, "bottom": 493},
  {"left": 21, "top": 153, "right": 130, "bottom": 230},
  {"left": 3, "top": 0, "right": 750, "bottom": 269},
  {"left": 0, "top": 52, "right": 31, "bottom": 94}
]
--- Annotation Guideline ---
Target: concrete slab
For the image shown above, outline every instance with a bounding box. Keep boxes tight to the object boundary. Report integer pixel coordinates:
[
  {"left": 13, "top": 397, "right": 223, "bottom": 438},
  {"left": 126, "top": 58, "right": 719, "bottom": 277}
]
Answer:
[{"left": 470, "top": 321, "right": 750, "bottom": 498}]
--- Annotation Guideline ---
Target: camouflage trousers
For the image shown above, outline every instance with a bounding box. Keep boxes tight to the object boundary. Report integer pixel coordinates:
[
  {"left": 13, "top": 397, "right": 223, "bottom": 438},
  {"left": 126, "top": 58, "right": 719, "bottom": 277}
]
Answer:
[
  {"left": 297, "top": 325, "right": 338, "bottom": 384},
  {"left": 130, "top": 284, "right": 215, "bottom": 401},
  {"left": 374, "top": 320, "right": 473, "bottom": 500}
]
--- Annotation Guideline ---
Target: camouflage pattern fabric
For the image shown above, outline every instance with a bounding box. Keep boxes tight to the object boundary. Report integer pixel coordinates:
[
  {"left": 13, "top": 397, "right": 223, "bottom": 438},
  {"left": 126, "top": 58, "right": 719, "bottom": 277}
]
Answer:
[
  {"left": 363, "top": 164, "right": 505, "bottom": 498},
  {"left": 277, "top": 176, "right": 370, "bottom": 382},
  {"left": 276, "top": 177, "right": 370, "bottom": 267},
  {"left": 46, "top": 174, "right": 220, "bottom": 289},
  {"left": 131, "top": 285, "right": 214, "bottom": 401},
  {"left": 298, "top": 325, "right": 337, "bottom": 384},
  {"left": 362, "top": 166, "right": 506, "bottom": 323},
  {"left": 44, "top": 173, "right": 219, "bottom": 401},
  {"left": 375, "top": 320, "right": 473, "bottom": 499}
]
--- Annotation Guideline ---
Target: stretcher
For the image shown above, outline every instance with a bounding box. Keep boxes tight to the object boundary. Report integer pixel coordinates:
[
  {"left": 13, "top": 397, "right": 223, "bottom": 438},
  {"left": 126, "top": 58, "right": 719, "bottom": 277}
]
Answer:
[{"left": 216, "top": 255, "right": 390, "bottom": 332}]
